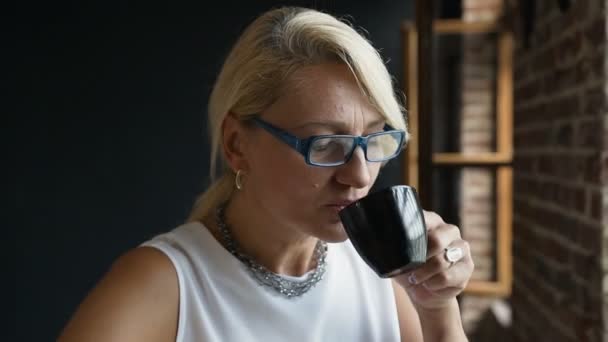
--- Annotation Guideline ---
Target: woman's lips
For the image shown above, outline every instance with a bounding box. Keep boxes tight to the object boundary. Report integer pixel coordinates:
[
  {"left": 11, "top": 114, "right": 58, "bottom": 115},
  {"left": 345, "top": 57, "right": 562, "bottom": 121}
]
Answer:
[
  {"left": 325, "top": 200, "right": 358, "bottom": 212},
  {"left": 326, "top": 204, "right": 347, "bottom": 212}
]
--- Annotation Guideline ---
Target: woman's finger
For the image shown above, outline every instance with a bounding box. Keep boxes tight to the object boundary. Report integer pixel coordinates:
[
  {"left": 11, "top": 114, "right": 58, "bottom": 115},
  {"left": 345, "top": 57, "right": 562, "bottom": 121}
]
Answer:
[
  {"left": 426, "top": 223, "right": 462, "bottom": 258},
  {"left": 422, "top": 210, "right": 445, "bottom": 230},
  {"left": 404, "top": 239, "right": 471, "bottom": 287},
  {"left": 421, "top": 259, "right": 472, "bottom": 291}
]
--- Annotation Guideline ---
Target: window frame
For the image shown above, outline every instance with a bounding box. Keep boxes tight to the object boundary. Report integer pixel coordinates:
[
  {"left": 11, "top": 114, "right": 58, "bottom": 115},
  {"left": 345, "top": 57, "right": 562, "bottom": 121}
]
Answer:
[{"left": 401, "top": 19, "right": 513, "bottom": 297}]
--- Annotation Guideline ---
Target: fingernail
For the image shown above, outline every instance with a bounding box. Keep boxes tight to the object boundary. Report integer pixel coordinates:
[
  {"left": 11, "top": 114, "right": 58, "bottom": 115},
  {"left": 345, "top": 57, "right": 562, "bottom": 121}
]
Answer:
[{"left": 408, "top": 273, "right": 417, "bottom": 285}]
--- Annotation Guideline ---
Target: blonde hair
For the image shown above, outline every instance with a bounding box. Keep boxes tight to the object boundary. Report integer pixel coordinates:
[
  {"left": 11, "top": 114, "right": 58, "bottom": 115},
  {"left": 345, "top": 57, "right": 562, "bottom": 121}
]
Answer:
[{"left": 187, "top": 6, "right": 408, "bottom": 222}]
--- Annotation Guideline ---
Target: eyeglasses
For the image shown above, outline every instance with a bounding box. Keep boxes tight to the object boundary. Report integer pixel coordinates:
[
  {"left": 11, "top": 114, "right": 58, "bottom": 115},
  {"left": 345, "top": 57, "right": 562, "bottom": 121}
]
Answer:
[{"left": 252, "top": 117, "right": 406, "bottom": 167}]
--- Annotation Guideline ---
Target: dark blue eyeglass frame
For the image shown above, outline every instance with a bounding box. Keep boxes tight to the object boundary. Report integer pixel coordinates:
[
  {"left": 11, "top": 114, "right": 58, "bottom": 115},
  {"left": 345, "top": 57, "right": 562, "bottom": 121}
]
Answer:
[{"left": 251, "top": 117, "right": 406, "bottom": 167}]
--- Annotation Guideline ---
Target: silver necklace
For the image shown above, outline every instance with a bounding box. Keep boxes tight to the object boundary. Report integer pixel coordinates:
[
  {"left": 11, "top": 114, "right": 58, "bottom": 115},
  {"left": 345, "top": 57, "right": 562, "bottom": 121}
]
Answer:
[{"left": 215, "top": 204, "right": 328, "bottom": 298}]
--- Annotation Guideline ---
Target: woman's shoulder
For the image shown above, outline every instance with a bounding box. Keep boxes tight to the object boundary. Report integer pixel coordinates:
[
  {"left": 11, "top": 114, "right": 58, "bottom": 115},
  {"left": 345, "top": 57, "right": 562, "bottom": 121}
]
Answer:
[
  {"left": 111, "top": 246, "right": 179, "bottom": 287},
  {"left": 144, "top": 221, "right": 204, "bottom": 242},
  {"left": 142, "top": 221, "right": 223, "bottom": 264},
  {"left": 58, "top": 247, "right": 179, "bottom": 342},
  {"left": 142, "top": 221, "right": 210, "bottom": 249}
]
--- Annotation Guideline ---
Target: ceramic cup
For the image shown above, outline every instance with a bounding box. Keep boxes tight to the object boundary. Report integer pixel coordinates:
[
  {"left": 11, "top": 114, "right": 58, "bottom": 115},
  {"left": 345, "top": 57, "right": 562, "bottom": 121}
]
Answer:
[{"left": 339, "top": 185, "right": 428, "bottom": 278}]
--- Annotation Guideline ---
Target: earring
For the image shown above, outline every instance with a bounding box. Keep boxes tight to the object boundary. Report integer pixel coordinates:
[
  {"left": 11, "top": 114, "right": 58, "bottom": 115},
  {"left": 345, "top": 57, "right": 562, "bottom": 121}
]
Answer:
[{"left": 235, "top": 169, "right": 244, "bottom": 190}]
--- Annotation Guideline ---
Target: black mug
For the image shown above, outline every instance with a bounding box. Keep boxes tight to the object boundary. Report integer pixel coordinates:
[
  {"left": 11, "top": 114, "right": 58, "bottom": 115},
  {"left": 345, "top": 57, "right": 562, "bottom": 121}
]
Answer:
[{"left": 339, "top": 185, "right": 428, "bottom": 278}]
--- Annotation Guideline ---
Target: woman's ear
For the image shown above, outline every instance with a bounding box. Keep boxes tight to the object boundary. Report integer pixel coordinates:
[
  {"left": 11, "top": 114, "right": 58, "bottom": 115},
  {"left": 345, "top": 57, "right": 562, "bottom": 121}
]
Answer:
[{"left": 221, "top": 112, "right": 250, "bottom": 172}]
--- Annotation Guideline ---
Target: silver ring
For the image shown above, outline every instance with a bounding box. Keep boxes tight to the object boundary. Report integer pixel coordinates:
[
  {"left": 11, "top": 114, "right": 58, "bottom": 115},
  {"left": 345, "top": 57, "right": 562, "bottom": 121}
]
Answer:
[{"left": 444, "top": 247, "right": 463, "bottom": 267}]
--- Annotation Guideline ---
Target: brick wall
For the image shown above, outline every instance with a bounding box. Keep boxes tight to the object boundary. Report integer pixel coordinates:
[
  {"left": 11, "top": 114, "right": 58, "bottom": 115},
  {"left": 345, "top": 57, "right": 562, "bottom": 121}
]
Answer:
[
  {"left": 604, "top": 98, "right": 608, "bottom": 340},
  {"left": 459, "top": 0, "right": 505, "bottom": 336},
  {"left": 604, "top": 101, "right": 608, "bottom": 341},
  {"left": 510, "top": 0, "right": 606, "bottom": 341},
  {"left": 462, "top": 0, "right": 503, "bottom": 22}
]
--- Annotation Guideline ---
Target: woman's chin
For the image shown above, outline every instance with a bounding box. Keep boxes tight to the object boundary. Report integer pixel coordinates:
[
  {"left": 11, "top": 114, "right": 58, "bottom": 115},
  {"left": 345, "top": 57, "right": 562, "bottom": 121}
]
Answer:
[{"left": 318, "top": 221, "right": 349, "bottom": 243}]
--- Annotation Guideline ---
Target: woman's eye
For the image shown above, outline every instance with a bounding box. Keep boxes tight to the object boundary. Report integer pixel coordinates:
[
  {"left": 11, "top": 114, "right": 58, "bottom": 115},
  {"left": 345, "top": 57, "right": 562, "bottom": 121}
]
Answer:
[
  {"left": 368, "top": 139, "right": 379, "bottom": 147},
  {"left": 312, "top": 139, "right": 343, "bottom": 152},
  {"left": 312, "top": 142, "right": 331, "bottom": 151}
]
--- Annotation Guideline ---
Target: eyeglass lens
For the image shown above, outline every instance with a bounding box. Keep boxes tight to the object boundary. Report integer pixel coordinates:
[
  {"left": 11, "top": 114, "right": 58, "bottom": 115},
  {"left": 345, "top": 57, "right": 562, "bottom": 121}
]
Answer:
[{"left": 309, "top": 132, "right": 402, "bottom": 165}]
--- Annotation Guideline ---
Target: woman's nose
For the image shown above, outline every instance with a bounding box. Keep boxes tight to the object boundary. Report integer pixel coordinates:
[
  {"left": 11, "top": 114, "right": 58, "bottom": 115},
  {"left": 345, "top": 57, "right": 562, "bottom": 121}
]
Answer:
[{"left": 334, "top": 147, "right": 372, "bottom": 189}]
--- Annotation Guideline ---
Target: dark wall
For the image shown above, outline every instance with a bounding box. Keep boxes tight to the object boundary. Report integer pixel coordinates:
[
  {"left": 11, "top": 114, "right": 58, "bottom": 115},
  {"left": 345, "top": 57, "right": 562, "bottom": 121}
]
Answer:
[{"left": 16, "top": 1, "right": 412, "bottom": 341}]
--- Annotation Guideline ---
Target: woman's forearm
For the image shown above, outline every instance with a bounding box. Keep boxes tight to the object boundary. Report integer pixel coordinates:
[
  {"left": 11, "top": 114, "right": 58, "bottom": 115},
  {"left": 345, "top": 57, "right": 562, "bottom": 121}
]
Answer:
[{"left": 416, "top": 298, "right": 468, "bottom": 342}]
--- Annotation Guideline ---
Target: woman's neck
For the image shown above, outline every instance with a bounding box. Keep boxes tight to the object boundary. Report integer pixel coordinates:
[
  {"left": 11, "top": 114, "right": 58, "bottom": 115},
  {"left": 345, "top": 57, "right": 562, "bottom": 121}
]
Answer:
[{"left": 204, "top": 194, "right": 320, "bottom": 277}]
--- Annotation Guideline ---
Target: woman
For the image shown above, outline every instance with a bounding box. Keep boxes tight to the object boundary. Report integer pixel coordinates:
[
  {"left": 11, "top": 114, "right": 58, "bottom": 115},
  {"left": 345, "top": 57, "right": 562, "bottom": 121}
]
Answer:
[{"left": 59, "top": 7, "right": 474, "bottom": 342}]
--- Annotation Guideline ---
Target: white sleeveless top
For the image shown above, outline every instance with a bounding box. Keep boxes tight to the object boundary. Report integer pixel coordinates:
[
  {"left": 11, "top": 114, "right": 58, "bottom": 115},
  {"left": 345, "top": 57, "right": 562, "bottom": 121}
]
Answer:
[{"left": 141, "top": 222, "right": 401, "bottom": 342}]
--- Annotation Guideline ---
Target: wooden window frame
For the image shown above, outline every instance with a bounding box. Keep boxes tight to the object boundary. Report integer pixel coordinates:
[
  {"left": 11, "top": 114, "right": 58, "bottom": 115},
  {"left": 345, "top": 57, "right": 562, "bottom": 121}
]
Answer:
[{"left": 401, "top": 19, "right": 513, "bottom": 297}]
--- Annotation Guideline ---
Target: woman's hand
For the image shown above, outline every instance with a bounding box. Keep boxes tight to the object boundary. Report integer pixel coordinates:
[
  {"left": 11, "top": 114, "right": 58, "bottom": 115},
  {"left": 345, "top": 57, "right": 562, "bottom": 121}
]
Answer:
[{"left": 395, "top": 210, "right": 474, "bottom": 310}]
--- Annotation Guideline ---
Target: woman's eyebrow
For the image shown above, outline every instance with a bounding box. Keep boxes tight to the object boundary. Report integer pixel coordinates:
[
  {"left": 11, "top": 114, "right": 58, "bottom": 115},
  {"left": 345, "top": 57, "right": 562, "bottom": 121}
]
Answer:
[{"left": 290, "top": 118, "right": 386, "bottom": 131}]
